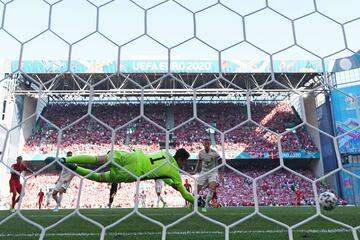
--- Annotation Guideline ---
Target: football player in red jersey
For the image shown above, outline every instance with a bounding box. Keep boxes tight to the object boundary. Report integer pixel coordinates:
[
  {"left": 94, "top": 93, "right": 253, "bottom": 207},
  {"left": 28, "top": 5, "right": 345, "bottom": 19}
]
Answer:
[
  {"left": 37, "top": 189, "right": 44, "bottom": 209},
  {"left": 183, "top": 179, "right": 192, "bottom": 206},
  {"left": 295, "top": 188, "right": 302, "bottom": 207},
  {"left": 9, "top": 156, "right": 34, "bottom": 212}
]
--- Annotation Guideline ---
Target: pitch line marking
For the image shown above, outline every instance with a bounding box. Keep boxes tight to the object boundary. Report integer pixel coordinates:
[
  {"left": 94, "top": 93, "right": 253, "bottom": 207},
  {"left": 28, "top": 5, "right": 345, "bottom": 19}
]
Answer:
[{"left": 0, "top": 228, "right": 353, "bottom": 237}]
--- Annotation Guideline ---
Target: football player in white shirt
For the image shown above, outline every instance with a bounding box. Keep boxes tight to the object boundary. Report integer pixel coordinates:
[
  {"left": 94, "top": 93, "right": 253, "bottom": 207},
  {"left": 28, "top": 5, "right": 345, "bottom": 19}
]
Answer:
[
  {"left": 46, "top": 188, "right": 52, "bottom": 208},
  {"left": 52, "top": 152, "right": 75, "bottom": 212},
  {"left": 155, "top": 179, "right": 166, "bottom": 208},
  {"left": 194, "top": 138, "right": 223, "bottom": 212},
  {"left": 139, "top": 190, "right": 146, "bottom": 208}
]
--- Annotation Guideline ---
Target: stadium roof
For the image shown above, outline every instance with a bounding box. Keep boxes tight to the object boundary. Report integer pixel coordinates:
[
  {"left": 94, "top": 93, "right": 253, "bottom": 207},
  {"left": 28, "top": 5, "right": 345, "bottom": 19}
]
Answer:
[
  {"left": 5, "top": 51, "right": 360, "bottom": 97},
  {"left": 9, "top": 72, "right": 325, "bottom": 97}
]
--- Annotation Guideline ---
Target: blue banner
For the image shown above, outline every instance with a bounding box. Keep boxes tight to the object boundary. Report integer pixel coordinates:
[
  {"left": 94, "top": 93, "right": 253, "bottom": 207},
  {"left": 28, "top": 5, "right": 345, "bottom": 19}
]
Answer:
[
  {"left": 11, "top": 59, "right": 329, "bottom": 73},
  {"left": 340, "top": 170, "right": 354, "bottom": 197},
  {"left": 331, "top": 85, "right": 360, "bottom": 153},
  {"left": 340, "top": 164, "right": 360, "bottom": 204},
  {"left": 332, "top": 51, "right": 360, "bottom": 72},
  {"left": 233, "top": 151, "right": 320, "bottom": 159}
]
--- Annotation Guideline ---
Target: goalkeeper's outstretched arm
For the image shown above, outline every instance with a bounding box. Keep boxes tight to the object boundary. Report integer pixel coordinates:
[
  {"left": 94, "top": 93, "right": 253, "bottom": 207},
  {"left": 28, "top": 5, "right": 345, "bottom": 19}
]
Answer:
[
  {"left": 163, "top": 177, "right": 194, "bottom": 204},
  {"left": 176, "top": 184, "right": 194, "bottom": 204}
]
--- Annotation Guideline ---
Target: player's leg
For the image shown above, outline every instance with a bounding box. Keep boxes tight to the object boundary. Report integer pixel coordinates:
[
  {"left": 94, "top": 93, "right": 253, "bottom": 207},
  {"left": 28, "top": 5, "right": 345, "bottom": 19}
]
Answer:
[
  {"left": 52, "top": 189, "right": 60, "bottom": 211},
  {"left": 204, "top": 170, "right": 218, "bottom": 208},
  {"left": 75, "top": 167, "right": 111, "bottom": 182},
  {"left": 10, "top": 188, "right": 17, "bottom": 210},
  {"left": 161, "top": 195, "right": 166, "bottom": 208},
  {"left": 142, "top": 199, "right": 146, "bottom": 208},
  {"left": 196, "top": 178, "right": 205, "bottom": 195},
  {"left": 156, "top": 191, "right": 166, "bottom": 208},
  {"left": 58, "top": 191, "right": 63, "bottom": 206},
  {"left": 108, "top": 184, "right": 116, "bottom": 208},
  {"left": 14, "top": 183, "right": 23, "bottom": 205},
  {"left": 52, "top": 190, "right": 59, "bottom": 206},
  {"left": 9, "top": 182, "right": 22, "bottom": 212},
  {"left": 46, "top": 155, "right": 113, "bottom": 182},
  {"left": 211, "top": 192, "right": 219, "bottom": 208},
  {"left": 65, "top": 155, "right": 108, "bottom": 164},
  {"left": 195, "top": 173, "right": 208, "bottom": 210},
  {"left": 108, "top": 183, "right": 118, "bottom": 208},
  {"left": 45, "top": 155, "right": 108, "bottom": 168},
  {"left": 156, "top": 190, "right": 166, "bottom": 207},
  {"left": 206, "top": 181, "right": 216, "bottom": 208},
  {"left": 108, "top": 193, "right": 114, "bottom": 208},
  {"left": 53, "top": 188, "right": 64, "bottom": 211},
  {"left": 14, "top": 195, "right": 21, "bottom": 204},
  {"left": 156, "top": 192, "right": 160, "bottom": 207}
]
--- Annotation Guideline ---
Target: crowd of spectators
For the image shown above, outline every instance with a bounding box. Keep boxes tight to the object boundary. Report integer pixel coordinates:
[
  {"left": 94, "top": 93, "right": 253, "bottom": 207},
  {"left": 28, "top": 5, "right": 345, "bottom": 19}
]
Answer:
[
  {"left": 23, "top": 102, "right": 318, "bottom": 156},
  {"left": 2, "top": 167, "right": 345, "bottom": 210},
  {"left": 1, "top": 102, "right": 336, "bottom": 211}
]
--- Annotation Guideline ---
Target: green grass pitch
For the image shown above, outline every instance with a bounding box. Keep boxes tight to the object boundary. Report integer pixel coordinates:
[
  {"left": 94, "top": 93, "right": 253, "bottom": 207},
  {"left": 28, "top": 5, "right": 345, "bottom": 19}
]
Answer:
[{"left": 0, "top": 207, "right": 359, "bottom": 240}]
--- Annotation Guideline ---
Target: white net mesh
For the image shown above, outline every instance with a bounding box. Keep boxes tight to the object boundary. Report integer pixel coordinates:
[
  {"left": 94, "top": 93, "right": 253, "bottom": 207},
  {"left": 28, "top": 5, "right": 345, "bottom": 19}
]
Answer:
[{"left": 0, "top": 0, "right": 360, "bottom": 239}]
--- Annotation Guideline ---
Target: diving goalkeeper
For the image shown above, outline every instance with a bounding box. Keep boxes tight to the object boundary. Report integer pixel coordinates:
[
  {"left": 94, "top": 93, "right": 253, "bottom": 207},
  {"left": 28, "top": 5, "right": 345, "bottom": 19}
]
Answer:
[{"left": 45, "top": 148, "right": 194, "bottom": 204}]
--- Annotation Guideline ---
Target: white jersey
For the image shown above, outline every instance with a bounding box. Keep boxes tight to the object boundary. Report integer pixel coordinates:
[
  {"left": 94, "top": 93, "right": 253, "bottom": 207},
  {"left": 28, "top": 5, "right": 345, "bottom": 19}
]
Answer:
[
  {"left": 46, "top": 191, "right": 52, "bottom": 204},
  {"left": 139, "top": 192, "right": 146, "bottom": 207},
  {"left": 139, "top": 192, "right": 146, "bottom": 200},
  {"left": 198, "top": 148, "right": 221, "bottom": 173},
  {"left": 59, "top": 168, "right": 74, "bottom": 183},
  {"left": 155, "top": 179, "right": 162, "bottom": 193},
  {"left": 54, "top": 168, "right": 74, "bottom": 191}
]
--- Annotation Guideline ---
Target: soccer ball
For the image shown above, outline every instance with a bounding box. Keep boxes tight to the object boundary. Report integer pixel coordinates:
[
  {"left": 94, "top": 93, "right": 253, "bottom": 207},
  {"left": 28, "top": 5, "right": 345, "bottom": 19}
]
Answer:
[{"left": 319, "top": 192, "right": 337, "bottom": 211}]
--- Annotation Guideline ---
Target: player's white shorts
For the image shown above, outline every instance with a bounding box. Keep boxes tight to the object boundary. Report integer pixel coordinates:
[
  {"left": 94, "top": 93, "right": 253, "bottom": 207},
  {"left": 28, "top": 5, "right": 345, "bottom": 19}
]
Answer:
[
  {"left": 197, "top": 170, "right": 218, "bottom": 186},
  {"left": 54, "top": 180, "right": 70, "bottom": 192}
]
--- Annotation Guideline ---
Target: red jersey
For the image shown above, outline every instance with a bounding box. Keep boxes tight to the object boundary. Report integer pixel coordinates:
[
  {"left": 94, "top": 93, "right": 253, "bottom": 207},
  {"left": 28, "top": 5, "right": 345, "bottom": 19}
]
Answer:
[
  {"left": 296, "top": 190, "right": 301, "bottom": 199},
  {"left": 38, "top": 191, "right": 44, "bottom": 199},
  {"left": 10, "top": 163, "right": 28, "bottom": 181},
  {"left": 184, "top": 183, "right": 192, "bottom": 192}
]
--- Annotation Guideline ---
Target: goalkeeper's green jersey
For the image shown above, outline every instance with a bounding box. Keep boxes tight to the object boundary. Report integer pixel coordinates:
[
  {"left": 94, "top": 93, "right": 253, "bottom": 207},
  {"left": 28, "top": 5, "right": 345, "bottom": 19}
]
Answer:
[{"left": 109, "top": 150, "right": 194, "bottom": 204}]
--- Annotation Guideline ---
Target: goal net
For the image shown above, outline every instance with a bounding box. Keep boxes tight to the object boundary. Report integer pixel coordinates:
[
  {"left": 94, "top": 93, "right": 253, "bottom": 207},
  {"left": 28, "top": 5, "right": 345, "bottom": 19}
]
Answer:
[{"left": 0, "top": 1, "right": 359, "bottom": 240}]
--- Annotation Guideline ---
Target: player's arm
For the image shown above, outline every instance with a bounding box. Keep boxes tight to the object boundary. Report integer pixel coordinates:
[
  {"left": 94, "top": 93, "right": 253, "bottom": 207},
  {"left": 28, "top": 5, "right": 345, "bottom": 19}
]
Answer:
[
  {"left": 216, "top": 152, "right": 224, "bottom": 183},
  {"left": 10, "top": 165, "right": 15, "bottom": 174},
  {"left": 176, "top": 182, "right": 194, "bottom": 204},
  {"left": 24, "top": 165, "right": 36, "bottom": 176},
  {"left": 192, "top": 155, "right": 202, "bottom": 174},
  {"left": 54, "top": 175, "right": 61, "bottom": 184},
  {"left": 167, "top": 171, "right": 194, "bottom": 204},
  {"left": 68, "top": 174, "right": 75, "bottom": 183}
]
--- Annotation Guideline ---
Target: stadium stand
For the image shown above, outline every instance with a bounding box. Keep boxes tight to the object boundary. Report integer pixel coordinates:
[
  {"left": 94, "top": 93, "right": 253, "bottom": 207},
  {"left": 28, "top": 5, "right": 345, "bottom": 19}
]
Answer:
[{"left": 23, "top": 102, "right": 318, "bottom": 155}]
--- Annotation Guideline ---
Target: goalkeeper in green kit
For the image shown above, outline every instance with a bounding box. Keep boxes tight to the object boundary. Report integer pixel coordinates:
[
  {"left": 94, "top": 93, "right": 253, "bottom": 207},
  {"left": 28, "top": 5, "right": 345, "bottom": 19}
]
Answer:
[{"left": 45, "top": 148, "right": 194, "bottom": 204}]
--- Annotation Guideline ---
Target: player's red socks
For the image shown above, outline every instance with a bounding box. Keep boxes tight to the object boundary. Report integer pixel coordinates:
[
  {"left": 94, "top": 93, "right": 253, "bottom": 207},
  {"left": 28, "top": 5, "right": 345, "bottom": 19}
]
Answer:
[{"left": 11, "top": 194, "right": 16, "bottom": 208}]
